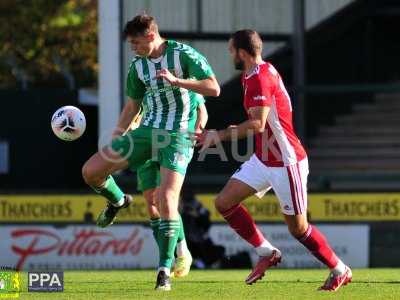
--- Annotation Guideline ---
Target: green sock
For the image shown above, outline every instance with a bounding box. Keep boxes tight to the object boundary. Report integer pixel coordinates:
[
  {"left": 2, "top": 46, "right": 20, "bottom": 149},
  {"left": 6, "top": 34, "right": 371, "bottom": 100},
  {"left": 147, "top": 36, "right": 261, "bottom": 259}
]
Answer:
[
  {"left": 91, "top": 175, "right": 124, "bottom": 205},
  {"left": 177, "top": 214, "right": 186, "bottom": 243},
  {"left": 158, "top": 219, "right": 180, "bottom": 269},
  {"left": 150, "top": 218, "right": 161, "bottom": 243}
]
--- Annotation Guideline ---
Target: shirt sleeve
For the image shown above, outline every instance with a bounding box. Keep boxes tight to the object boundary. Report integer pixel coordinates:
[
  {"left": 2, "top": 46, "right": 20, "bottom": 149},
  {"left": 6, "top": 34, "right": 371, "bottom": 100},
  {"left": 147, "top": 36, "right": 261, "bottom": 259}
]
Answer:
[
  {"left": 246, "top": 75, "right": 273, "bottom": 108},
  {"left": 180, "top": 48, "right": 215, "bottom": 80},
  {"left": 126, "top": 63, "right": 146, "bottom": 101}
]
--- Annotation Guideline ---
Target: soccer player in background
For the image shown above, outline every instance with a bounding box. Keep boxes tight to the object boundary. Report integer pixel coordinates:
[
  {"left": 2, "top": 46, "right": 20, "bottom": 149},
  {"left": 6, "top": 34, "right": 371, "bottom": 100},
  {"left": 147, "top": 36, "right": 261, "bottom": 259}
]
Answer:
[
  {"left": 133, "top": 99, "right": 208, "bottom": 278},
  {"left": 196, "top": 29, "right": 352, "bottom": 291},
  {"left": 82, "top": 14, "right": 220, "bottom": 290}
]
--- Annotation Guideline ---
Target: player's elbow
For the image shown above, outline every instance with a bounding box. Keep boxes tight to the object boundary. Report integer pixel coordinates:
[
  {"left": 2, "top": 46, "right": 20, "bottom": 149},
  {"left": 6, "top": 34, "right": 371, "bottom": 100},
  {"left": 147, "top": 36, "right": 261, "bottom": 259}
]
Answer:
[
  {"left": 213, "top": 85, "right": 221, "bottom": 97},
  {"left": 253, "top": 121, "right": 265, "bottom": 133},
  {"left": 208, "top": 85, "right": 220, "bottom": 97},
  {"left": 254, "top": 127, "right": 264, "bottom": 134},
  {"left": 208, "top": 79, "right": 220, "bottom": 97},
  {"left": 203, "top": 77, "right": 220, "bottom": 97}
]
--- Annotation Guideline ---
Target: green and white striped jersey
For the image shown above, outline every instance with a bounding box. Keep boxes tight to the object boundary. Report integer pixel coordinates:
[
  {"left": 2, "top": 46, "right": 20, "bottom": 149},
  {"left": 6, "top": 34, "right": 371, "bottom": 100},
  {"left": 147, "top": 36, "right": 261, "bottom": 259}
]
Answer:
[{"left": 126, "top": 40, "right": 214, "bottom": 132}]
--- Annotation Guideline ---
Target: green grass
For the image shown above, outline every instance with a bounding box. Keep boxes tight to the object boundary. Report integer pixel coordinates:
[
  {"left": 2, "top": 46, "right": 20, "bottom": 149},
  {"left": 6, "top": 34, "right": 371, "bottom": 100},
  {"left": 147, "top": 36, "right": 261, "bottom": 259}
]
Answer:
[{"left": 12, "top": 269, "right": 400, "bottom": 300}]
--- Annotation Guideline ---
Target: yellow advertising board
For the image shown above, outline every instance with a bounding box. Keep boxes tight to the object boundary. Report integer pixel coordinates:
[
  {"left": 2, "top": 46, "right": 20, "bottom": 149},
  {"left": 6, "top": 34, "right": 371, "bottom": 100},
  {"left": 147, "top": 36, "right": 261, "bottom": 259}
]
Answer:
[
  {"left": 198, "top": 193, "right": 400, "bottom": 222},
  {"left": 307, "top": 193, "right": 400, "bottom": 221},
  {"left": 0, "top": 195, "right": 150, "bottom": 223},
  {"left": 0, "top": 193, "right": 399, "bottom": 223}
]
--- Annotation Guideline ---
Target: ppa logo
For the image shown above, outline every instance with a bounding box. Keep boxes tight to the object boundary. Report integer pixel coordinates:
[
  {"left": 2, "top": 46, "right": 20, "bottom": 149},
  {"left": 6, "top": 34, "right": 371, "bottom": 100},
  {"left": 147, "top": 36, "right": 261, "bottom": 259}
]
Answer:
[
  {"left": 0, "top": 268, "right": 21, "bottom": 298},
  {"left": 28, "top": 272, "right": 63, "bottom": 292}
]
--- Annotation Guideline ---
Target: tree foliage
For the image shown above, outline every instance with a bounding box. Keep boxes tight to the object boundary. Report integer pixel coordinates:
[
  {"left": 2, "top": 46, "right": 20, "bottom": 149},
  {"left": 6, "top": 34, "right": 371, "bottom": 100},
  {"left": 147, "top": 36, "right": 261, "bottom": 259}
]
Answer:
[{"left": 0, "top": 0, "right": 97, "bottom": 89}]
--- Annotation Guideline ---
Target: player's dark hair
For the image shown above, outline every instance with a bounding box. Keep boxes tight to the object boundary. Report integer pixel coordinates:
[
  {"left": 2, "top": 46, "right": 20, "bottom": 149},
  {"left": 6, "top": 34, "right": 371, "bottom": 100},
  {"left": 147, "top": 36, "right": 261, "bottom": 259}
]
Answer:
[
  {"left": 123, "top": 14, "right": 159, "bottom": 39},
  {"left": 231, "top": 29, "right": 263, "bottom": 57}
]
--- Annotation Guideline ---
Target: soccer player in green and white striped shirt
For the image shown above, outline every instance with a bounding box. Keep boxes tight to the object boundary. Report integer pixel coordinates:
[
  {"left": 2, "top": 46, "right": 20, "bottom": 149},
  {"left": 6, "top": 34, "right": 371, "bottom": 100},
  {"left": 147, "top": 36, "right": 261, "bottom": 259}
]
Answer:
[{"left": 82, "top": 14, "right": 220, "bottom": 291}]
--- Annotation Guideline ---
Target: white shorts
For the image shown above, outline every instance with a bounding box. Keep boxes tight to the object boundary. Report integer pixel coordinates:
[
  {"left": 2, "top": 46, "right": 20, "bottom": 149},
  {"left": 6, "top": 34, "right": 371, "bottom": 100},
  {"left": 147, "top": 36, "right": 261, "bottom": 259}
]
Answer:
[{"left": 231, "top": 154, "right": 309, "bottom": 215}]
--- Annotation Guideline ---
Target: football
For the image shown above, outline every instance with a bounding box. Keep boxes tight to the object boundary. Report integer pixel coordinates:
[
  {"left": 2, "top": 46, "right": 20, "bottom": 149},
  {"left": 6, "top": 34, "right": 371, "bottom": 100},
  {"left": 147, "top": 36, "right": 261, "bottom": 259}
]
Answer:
[{"left": 51, "top": 106, "right": 86, "bottom": 141}]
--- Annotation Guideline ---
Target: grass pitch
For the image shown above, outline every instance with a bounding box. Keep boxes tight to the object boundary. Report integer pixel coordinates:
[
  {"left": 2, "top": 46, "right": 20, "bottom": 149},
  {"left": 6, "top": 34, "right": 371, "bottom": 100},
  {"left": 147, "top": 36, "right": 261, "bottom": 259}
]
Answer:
[{"left": 16, "top": 269, "right": 400, "bottom": 300}]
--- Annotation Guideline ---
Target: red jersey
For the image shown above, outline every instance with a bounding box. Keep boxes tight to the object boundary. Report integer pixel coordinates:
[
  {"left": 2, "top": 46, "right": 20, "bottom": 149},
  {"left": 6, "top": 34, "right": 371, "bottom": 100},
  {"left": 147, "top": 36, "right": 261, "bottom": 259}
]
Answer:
[{"left": 242, "top": 62, "right": 306, "bottom": 167}]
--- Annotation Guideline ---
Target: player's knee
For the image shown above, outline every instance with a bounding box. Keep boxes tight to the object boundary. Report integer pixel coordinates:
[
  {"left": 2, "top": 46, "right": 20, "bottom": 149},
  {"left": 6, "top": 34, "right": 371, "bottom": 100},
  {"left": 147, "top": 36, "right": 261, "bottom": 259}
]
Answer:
[
  {"left": 82, "top": 162, "right": 92, "bottom": 184},
  {"left": 288, "top": 222, "right": 308, "bottom": 239},
  {"left": 82, "top": 162, "right": 100, "bottom": 186},
  {"left": 159, "top": 190, "right": 177, "bottom": 203}
]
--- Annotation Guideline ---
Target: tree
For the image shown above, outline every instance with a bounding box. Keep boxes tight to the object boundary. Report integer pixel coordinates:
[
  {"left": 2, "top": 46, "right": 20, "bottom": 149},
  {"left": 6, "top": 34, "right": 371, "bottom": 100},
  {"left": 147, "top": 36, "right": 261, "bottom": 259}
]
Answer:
[{"left": 0, "top": 0, "right": 98, "bottom": 89}]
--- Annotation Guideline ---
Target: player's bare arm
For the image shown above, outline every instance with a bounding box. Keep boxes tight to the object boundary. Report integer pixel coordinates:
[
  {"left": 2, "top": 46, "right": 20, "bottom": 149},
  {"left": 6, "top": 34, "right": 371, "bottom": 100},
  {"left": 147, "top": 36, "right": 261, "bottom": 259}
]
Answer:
[
  {"left": 156, "top": 69, "right": 220, "bottom": 97},
  {"left": 194, "top": 103, "right": 208, "bottom": 133},
  {"left": 196, "top": 106, "right": 270, "bottom": 150},
  {"left": 112, "top": 98, "right": 141, "bottom": 138}
]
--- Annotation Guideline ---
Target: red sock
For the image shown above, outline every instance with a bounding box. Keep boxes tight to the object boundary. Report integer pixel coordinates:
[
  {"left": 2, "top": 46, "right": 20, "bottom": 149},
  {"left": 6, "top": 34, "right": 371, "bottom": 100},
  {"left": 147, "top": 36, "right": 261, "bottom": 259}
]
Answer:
[
  {"left": 221, "top": 204, "right": 265, "bottom": 247},
  {"left": 298, "top": 225, "right": 339, "bottom": 269}
]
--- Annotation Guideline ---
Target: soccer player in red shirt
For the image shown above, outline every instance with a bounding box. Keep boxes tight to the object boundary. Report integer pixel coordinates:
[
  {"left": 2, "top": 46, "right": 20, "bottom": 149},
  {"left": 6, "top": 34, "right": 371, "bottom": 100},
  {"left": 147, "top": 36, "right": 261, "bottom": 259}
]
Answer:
[{"left": 197, "top": 29, "right": 352, "bottom": 291}]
